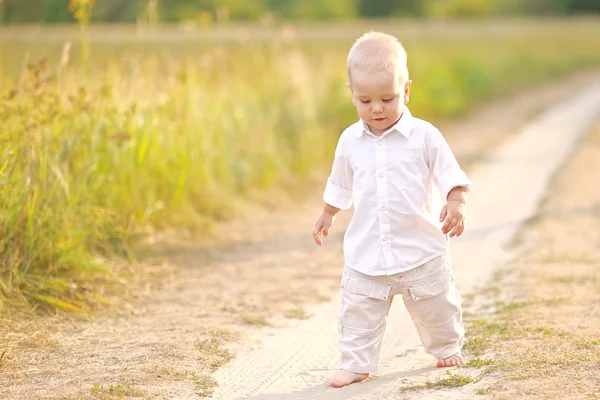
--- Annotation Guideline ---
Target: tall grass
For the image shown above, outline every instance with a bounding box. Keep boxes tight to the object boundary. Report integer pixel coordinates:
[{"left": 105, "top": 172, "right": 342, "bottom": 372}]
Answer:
[{"left": 1, "top": 20, "right": 600, "bottom": 312}]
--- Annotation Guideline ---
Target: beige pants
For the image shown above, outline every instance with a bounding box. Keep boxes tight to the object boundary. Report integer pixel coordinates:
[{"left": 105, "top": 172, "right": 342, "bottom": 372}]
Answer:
[{"left": 338, "top": 255, "right": 463, "bottom": 374}]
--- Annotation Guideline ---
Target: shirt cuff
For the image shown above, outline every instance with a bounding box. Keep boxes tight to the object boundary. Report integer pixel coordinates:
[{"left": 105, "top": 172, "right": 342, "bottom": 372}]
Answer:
[
  {"left": 323, "top": 179, "right": 353, "bottom": 210},
  {"left": 439, "top": 173, "right": 472, "bottom": 199}
]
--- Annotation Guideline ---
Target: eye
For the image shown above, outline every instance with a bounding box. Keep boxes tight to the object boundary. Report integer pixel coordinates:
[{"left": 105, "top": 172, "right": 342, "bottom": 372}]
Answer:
[
  {"left": 382, "top": 97, "right": 396, "bottom": 103},
  {"left": 360, "top": 100, "right": 371, "bottom": 104}
]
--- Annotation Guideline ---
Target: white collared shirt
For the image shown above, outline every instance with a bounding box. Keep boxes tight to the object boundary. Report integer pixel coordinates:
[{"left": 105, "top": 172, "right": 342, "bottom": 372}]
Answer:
[{"left": 323, "top": 108, "right": 471, "bottom": 276}]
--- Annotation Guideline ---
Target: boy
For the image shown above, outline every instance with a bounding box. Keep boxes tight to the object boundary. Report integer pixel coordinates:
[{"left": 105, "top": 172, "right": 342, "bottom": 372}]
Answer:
[{"left": 312, "top": 31, "right": 471, "bottom": 388}]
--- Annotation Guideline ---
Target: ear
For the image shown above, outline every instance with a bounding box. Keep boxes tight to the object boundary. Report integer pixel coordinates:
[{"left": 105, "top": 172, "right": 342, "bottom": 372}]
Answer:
[
  {"left": 347, "top": 83, "right": 356, "bottom": 106},
  {"left": 404, "top": 80, "right": 412, "bottom": 105}
]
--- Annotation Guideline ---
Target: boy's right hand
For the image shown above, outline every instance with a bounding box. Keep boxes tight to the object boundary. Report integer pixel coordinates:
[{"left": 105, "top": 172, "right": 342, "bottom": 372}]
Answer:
[{"left": 313, "top": 212, "right": 336, "bottom": 246}]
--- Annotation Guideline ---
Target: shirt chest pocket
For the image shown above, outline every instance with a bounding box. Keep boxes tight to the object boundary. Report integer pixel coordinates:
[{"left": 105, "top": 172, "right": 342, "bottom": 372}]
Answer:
[
  {"left": 347, "top": 152, "right": 375, "bottom": 190},
  {"left": 389, "top": 148, "right": 427, "bottom": 188}
]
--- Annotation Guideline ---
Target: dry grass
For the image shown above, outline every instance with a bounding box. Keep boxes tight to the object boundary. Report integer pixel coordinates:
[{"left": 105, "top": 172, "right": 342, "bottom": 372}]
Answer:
[
  {"left": 240, "top": 313, "right": 271, "bottom": 327},
  {"left": 89, "top": 383, "right": 145, "bottom": 399},
  {"left": 462, "top": 122, "right": 600, "bottom": 399},
  {"left": 284, "top": 307, "right": 312, "bottom": 320},
  {"left": 153, "top": 366, "right": 217, "bottom": 398}
]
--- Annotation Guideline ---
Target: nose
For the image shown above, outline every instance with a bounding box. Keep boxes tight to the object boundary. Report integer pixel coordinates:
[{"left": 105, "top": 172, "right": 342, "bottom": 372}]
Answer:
[{"left": 372, "top": 101, "right": 383, "bottom": 113}]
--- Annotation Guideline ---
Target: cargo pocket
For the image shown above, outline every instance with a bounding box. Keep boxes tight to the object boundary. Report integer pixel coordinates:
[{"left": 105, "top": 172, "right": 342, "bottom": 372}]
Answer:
[
  {"left": 340, "top": 273, "right": 392, "bottom": 332},
  {"left": 407, "top": 269, "right": 452, "bottom": 301},
  {"left": 342, "top": 274, "right": 392, "bottom": 300}
]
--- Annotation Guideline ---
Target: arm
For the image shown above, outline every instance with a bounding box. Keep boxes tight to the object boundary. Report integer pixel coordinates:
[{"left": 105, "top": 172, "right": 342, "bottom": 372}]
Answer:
[
  {"left": 313, "top": 136, "right": 353, "bottom": 246},
  {"left": 425, "top": 125, "right": 471, "bottom": 237},
  {"left": 425, "top": 125, "right": 471, "bottom": 200}
]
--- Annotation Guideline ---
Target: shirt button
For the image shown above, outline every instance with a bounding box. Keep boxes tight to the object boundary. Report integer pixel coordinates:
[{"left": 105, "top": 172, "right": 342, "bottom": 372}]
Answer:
[
  {"left": 382, "top": 235, "right": 388, "bottom": 242},
  {"left": 378, "top": 172, "right": 384, "bottom": 178},
  {"left": 376, "top": 139, "right": 383, "bottom": 145},
  {"left": 380, "top": 205, "right": 387, "bottom": 211}
]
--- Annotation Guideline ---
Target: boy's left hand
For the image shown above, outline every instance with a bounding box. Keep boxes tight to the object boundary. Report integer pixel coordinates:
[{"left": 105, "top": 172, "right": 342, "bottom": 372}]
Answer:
[{"left": 439, "top": 200, "right": 466, "bottom": 238}]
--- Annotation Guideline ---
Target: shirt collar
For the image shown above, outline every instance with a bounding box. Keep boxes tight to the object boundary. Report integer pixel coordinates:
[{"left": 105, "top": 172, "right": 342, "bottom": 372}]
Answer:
[{"left": 355, "top": 107, "right": 414, "bottom": 138}]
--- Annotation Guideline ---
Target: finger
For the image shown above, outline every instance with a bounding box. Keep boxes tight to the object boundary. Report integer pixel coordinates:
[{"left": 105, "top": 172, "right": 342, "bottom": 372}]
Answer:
[
  {"left": 313, "top": 231, "right": 321, "bottom": 246},
  {"left": 439, "top": 205, "right": 447, "bottom": 222},
  {"left": 455, "top": 220, "right": 465, "bottom": 237},
  {"left": 316, "top": 232, "right": 323, "bottom": 246},
  {"left": 449, "top": 224, "right": 458, "bottom": 238},
  {"left": 323, "top": 225, "right": 329, "bottom": 237},
  {"left": 450, "top": 220, "right": 464, "bottom": 238},
  {"left": 444, "top": 216, "right": 457, "bottom": 234},
  {"left": 441, "top": 215, "right": 454, "bottom": 233},
  {"left": 313, "top": 223, "right": 323, "bottom": 246},
  {"left": 448, "top": 219, "right": 457, "bottom": 237}
]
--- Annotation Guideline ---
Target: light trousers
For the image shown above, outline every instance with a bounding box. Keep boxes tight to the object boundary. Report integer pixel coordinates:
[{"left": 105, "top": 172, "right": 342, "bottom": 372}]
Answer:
[{"left": 338, "top": 255, "right": 464, "bottom": 373}]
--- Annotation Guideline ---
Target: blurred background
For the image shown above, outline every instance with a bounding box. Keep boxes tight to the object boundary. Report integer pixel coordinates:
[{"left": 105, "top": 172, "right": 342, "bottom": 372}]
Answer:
[
  {"left": 1, "top": 0, "right": 599, "bottom": 311},
  {"left": 2, "top": 0, "right": 600, "bottom": 23}
]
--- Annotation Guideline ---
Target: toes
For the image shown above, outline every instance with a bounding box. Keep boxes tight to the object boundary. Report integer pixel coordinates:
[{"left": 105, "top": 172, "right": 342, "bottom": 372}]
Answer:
[
  {"left": 437, "top": 353, "right": 464, "bottom": 368},
  {"left": 325, "top": 377, "right": 343, "bottom": 388},
  {"left": 325, "top": 379, "right": 340, "bottom": 388},
  {"left": 325, "top": 372, "right": 368, "bottom": 388}
]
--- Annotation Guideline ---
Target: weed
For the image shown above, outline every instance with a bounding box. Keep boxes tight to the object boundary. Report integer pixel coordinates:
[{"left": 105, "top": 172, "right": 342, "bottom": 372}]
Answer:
[
  {"left": 466, "top": 358, "right": 495, "bottom": 368},
  {"left": 284, "top": 308, "right": 311, "bottom": 320},
  {"left": 195, "top": 338, "right": 234, "bottom": 368},
  {"left": 463, "top": 336, "right": 491, "bottom": 357},
  {"left": 90, "top": 383, "right": 144, "bottom": 399},
  {"left": 401, "top": 372, "right": 474, "bottom": 391},
  {"left": 241, "top": 314, "right": 271, "bottom": 327},
  {"left": 210, "top": 329, "right": 239, "bottom": 342},
  {"left": 476, "top": 387, "right": 492, "bottom": 395},
  {"left": 195, "top": 374, "right": 218, "bottom": 397},
  {"left": 153, "top": 365, "right": 216, "bottom": 397}
]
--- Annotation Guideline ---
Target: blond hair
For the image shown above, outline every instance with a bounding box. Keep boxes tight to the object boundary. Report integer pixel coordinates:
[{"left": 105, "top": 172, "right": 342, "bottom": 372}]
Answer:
[{"left": 347, "top": 31, "right": 409, "bottom": 83}]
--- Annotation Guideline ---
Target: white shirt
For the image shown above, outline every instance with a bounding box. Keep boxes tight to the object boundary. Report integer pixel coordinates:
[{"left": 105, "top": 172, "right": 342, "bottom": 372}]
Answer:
[{"left": 323, "top": 108, "right": 471, "bottom": 276}]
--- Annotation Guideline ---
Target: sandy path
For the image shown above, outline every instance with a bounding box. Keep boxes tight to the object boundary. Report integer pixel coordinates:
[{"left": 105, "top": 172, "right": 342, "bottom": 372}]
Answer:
[{"left": 1, "top": 70, "right": 599, "bottom": 400}]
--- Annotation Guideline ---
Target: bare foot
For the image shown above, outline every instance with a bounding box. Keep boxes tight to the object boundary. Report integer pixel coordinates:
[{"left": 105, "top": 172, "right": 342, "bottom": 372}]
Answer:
[
  {"left": 436, "top": 352, "right": 464, "bottom": 367},
  {"left": 325, "top": 370, "right": 369, "bottom": 388}
]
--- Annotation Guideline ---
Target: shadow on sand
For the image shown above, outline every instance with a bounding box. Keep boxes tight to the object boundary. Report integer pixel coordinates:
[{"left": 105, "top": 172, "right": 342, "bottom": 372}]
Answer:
[{"left": 233, "top": 366, "right": 437, "bottom": 400}]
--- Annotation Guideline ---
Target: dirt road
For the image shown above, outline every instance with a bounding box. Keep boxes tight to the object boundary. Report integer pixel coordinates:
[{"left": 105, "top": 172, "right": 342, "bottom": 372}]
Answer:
[{"left": 1, "top": 70, "right": 599, "bottom": 400}]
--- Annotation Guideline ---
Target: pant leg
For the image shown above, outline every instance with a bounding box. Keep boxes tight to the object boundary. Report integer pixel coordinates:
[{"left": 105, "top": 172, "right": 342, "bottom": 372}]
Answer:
[
  {"left": 401, "top": 255, "right": 464, "bottom": 360},
  {"left": 338, "top": 267, "right": 393, "bottom": 374}
]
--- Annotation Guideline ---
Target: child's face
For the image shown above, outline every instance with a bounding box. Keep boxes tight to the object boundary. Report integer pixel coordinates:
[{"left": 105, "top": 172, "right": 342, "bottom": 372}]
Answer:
[{"left": 348, "top": 69, "right": 411, "bottom": 135}]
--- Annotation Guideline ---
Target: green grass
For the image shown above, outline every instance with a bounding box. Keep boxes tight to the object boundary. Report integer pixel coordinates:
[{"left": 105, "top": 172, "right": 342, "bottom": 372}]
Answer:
[
  {"left": 1, "top": 19, "right": 600, "bottom": 312},
  {"left": 465, "top": 358, "right": 495, "bottom": 368},
  {"left": 90, "top": 383, "right": 144, "bottom": 399},
  {"left": 401, "top": 372, "right": 474, "bottom": 391},
  {"left": 195, "top": 338, "right": 234, "bottom": 368}
]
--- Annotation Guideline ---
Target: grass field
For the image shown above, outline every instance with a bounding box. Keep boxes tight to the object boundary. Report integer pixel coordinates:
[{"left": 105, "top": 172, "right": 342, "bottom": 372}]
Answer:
[{"left": 1, "top": 18, "right": 600, "bottom": 313}]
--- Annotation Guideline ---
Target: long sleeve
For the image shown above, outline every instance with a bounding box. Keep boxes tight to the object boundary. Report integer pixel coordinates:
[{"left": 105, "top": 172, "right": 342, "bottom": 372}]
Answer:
[
  {"left": 425, "top": 126, "right": 471, "bottom": 200},
  {"left": 323, "top": 137, "right": 354, "bottom": 210}
]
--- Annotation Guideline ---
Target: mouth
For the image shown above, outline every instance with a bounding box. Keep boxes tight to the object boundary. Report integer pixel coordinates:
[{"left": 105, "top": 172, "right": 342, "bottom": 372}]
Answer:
[{"left": 373, "top": 117, "right": 386, "bottom": 122}]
